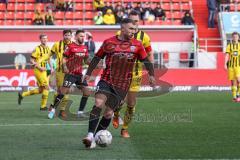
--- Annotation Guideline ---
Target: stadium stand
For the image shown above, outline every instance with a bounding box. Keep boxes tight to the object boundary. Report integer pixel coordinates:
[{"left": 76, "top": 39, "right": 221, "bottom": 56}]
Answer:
[{"left": 0, "top": 0, "right": 194, "bottom": 25}]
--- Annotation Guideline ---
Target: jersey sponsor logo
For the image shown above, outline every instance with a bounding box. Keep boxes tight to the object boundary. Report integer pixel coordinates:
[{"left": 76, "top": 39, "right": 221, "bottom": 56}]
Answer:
[{"left": 76, "top": 52, "right": 86, "bottom": 57}]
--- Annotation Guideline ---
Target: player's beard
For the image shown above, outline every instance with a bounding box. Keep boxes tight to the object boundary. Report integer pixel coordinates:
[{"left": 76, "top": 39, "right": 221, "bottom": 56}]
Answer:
[{"left": 77, "top": 39, "right": 84, "bottom": 45}]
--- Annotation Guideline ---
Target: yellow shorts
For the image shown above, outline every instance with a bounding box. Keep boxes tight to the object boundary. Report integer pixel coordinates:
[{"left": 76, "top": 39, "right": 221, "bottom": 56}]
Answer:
[
  {"left": 129, "top": 61, "right": 143, "bottom": 92},
  {"left": 228, "top": 68, "right": 240, "bottom": 80},
  {"left": 55, "top": 71, "right": 65, "bottom": 88},
  {"left": 34, "top": 69, "right": 49, "bottom": 87}
]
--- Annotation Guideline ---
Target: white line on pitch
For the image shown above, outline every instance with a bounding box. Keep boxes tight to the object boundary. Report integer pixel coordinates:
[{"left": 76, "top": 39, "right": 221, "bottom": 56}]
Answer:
[{"left": 0, "top": 123, "right": 87, "bottom": 127}]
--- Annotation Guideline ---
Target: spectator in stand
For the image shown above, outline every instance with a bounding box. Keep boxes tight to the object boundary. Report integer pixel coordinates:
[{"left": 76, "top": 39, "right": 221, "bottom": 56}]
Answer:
[
  {"left": 103, "top": 1, "right": 114, "bottom": 15},
  {"left": 115, "top": 10, "right": 124, "bottom": 24},
  {"left": 114, "top": 1, "right": 124, "bottom": 14},
  {"left": 181, "top": 11, "right": 195, "bottom": 25},
  {"left": 125, "top": 2, "right": 132, "bottom": 10},
  {"left": 93, "top": 0, "right": 105, "bottom": 12},
  {"left": 32, "top": 9, "right": 44, "bottom": 25},
  {"left": 207, "top": 0, "right": 217, "bottom": 28},
  {"left": 134, "top": 2, "right": 144, "bottom": 20},
  {"left": 153, "top": 3, "right": 166, "bottom": 21},
  {"left": 103, "top": 9, "right": 116, "bottom": 25},
  {"left": 45, "top": 9, "right": 54, "bottom": 25},
  {"left": 142, "top": 2, "right": 155, "bottom": 22},
  {"left": 55, "top": 0, "right": 65, "bottom": 11},
  {"left": 64, "top": 0, "right": 73, "bottom": 11},
  {"left": 93, "top": 11, "right": 103, "bottom": 25}
]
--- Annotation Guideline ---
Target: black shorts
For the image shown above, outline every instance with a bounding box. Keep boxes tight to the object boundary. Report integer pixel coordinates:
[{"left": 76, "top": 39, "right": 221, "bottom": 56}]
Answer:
[
  {"left": 96, "top": 80, "right": 127, "bottom": 110},
  {"left": 63, "top": 74, "right": 88, "bottom": 89}
]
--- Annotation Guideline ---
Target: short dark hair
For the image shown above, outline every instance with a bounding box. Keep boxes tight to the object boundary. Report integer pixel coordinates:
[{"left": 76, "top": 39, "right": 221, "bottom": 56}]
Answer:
[
  {"left": 121, "top": 18, "right": 134, "bottom": 25},
  {"left": 75, "top": 29, "right": 85, "bottom": 35},
  {"left": 232, "top": 32, "right": 239, "bottom": 36},
  {"left": 39, "top": 34, "right": 47, "bottom": 39},
  {"left": 129, "top": 9, "right": 140, "bottom": 18},
  {"left": 63, "top": 29, "right": 72, "bottom": 35}
]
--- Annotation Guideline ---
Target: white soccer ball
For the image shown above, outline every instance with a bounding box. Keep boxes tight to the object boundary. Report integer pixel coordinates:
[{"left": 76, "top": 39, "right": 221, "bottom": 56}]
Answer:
[{"left": 94, "top": 130, "right": 112, "bottom": 147}]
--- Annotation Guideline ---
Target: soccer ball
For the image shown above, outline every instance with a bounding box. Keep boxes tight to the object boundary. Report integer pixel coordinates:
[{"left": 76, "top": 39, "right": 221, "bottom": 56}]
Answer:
[{"left": 94, "top": 130, "right": 112, "bottom": 147}]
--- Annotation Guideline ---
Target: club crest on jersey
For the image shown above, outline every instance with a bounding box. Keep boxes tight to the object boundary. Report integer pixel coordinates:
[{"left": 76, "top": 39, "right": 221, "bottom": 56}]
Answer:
[
  {"left": 234, "top": 51, "right": 238, "bottom": 56},
  {"left": 130, "top": 46, "right": 136, "bottom": 52}
]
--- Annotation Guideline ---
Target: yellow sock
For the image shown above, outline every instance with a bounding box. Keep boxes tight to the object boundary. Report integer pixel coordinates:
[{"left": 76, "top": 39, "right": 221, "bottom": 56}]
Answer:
[
  {"left": 237, "top": 84, "right": 240, "bottom": 97},
  {"left": 231, "top": 86, "right": 237, "bottom": 99},
  {"left": 59, "top": 94, "right": 69, "bottom": 111},
  {"left": 22, "top": 88, "right": 40, "bottom": 97},
  {"left": 122, "top": 106, "right": 135, "bottom": 130},
  {"left": 41, "top": 89, "right": 49, "bottom": 108}
]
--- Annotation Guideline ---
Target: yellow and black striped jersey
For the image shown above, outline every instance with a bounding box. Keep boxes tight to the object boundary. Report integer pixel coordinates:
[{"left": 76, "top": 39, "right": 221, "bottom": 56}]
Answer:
[
  {"left": 226, "top": 42, "right": 240, "bottom": 68},
  {"left": 51, "top": 40, "right": 72, "bottom": 72},
  {"left": 31, "top": 45, "right": 51, "bottom": 69}
]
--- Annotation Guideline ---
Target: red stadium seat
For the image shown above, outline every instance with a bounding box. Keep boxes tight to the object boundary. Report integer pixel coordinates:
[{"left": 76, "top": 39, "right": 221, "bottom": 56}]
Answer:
[
  {"left": 0, "top": 12, "right": 4, "bottom": 19},
  {"left": 172, "top": 11, "right": 181, "bottom": 19},
  {"left": 25, "top": 19, "right": 33, "bottom": 25},
  {"left": 179, "top": 51, "right": 189, "bottom": 63},
  {"left": 75, "top": 3, "right": 83, "bottom": 11},
  {"left": 153, "top": 20, "right": 163, "bottom": 25},
  {"left": 84, "top": 20, "right": 94, "bottom": 25},
  {"left": 85, "top": 3, "right": 93, "bottom": 11},
  {"left": 25, "top": 3, "right": 35, "bottom": 11},
  {"left": 25, "top": 0, "right": 35, "bottom": 2},
  {"left": 15, "top": 20, "right": 25, "bottom": 25},
  {"left": 17, "top": 0, "right": 25, "bottom": 3},
  {"left": 0, "top": 3, "right": 6, "bottom": 11},
  {"left": 182, "top": 2, "right": 190, "bottom": 10},
  {"left": 165, "top": 11, "right": 171, "bottom": 19},
  {"left": 162, "top": 3, "right": 171, "bottom": 10},
  {"left": 25, "top": 12, "right": 34, "bottom": 19},
  {"left": 36, "top": 3, "right": 45, "bottom": 11},
  {"left": 161, "top": 20, "right": 171, "bottom": 25},
  {"left": 172, "top": 19, "right": 181, "bottom": 25},
  {"left": 0, "top": 20, "right": 4, "bottom": 25},
  {"left": 64, "top": 19, "right": 73, "bottom": 25},
  {"left": 73, "top": 19, "right": 83, "bottom": 25},
  {"left": 85, "top": 11, "right": 94, "bottom": 19},
  {"left": 172, "top": 0, "right": 181, "bottom": 2},
  {"left": 73, "top": 11, "right": 83, "bottom": 19},
  {"left": 55, "top": 19, "right": 63, "bottom": 25},
  {"left": 144, "top": 21, "right": 153, "bottom": 25},
  {"left": 16, "top": 3, "right": 25, "bottom": 11},
  {"left": 7, "top": 3, "right": 15, "bottom": 11},
  {"left": 75, "top": 0, "right": 83, "bottom": 2},
  {"left": 6, "top": 12, "right": 14, "bottom": 19},
  {"left": 5, "top": 20, "right": 14, "bottom": 25},
  {"left": 54, "top": 11, "right": 64, "bottom": 19},
  {"left": 15, "top": 12, "right": 24, "bottom": 19},
  {"left": 182, "top": 0, "right": 190, "bottom": 2},
  {"left": 8, "top": 0, "right": 16, "bottom": 3},
  {"left": 172, "top": 3, "right": 180, "bottom": 10},
  {"left": 161, "top": 0, "right": 170, "bottom": 2},
  {"left": 65, "top": 11, "right": 73, "bottom": 19}
]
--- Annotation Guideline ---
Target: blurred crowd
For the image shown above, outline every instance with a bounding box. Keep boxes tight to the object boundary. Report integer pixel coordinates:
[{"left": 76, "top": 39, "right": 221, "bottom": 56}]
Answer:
[{"left": 93, "top": 0, "right": 195, "bottom": 25}]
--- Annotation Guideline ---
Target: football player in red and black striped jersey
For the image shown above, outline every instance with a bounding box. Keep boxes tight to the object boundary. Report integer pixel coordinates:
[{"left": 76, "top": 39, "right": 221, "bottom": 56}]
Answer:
[
  {"left": 82, "top": 18, "right": 155, "bottom": 148},
  {"left": 48, "top": 29, "right": 91, "bottom": 119}
]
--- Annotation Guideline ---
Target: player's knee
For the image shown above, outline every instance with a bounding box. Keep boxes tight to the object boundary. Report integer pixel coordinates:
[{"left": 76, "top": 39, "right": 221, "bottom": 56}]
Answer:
[{"left": 127, "top": 101, "right": 136, "bottom": 108}]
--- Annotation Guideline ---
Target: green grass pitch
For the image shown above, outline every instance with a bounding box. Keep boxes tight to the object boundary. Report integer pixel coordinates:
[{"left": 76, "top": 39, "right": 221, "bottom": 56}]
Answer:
[{"left": 0, "top": 92, "right": 240, "bottom": 159}]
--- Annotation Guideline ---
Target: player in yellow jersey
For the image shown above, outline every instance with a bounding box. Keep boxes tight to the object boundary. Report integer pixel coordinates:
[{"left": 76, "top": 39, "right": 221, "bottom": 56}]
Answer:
[
  {"left": 112, "top": 10, "right": 154, "bottom": 138},
  {"left": 225, "top": 32, "right": 240, "bottom": 102},
  {"left": 18, "top": 34, "right": 52, "bottom": 110},
  {"left": 49, "top": 29, "right": 73, "bottom": 118}
]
